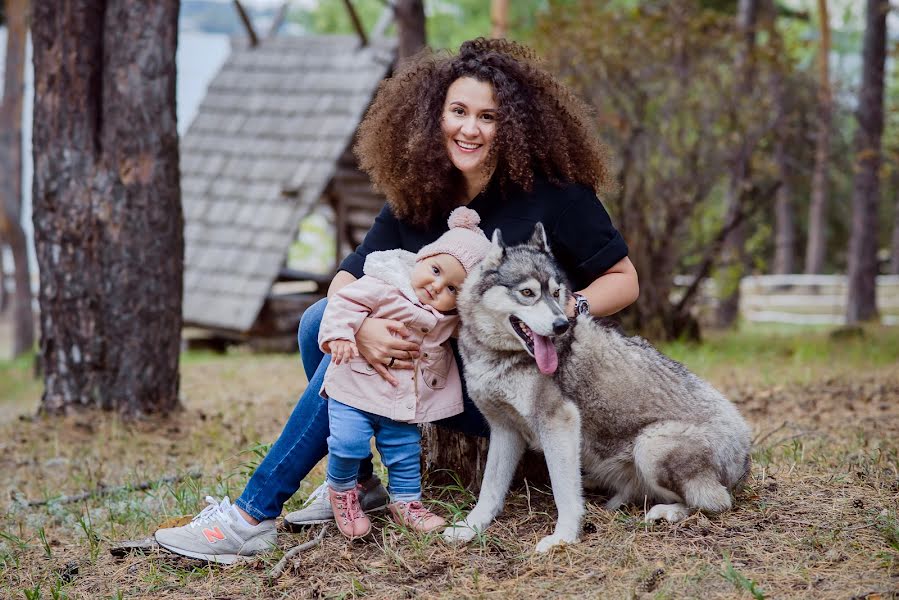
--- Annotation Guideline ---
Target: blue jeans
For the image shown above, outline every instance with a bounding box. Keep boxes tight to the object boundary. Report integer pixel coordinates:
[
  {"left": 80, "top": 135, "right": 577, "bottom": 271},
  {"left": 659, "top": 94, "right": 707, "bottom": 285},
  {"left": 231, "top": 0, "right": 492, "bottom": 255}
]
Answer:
[
  {"left": 327, "top": 400, "right": 422, "bottom": 502},
  {"left": 236, "top": 298, "right": 489, "bottom": 521}
]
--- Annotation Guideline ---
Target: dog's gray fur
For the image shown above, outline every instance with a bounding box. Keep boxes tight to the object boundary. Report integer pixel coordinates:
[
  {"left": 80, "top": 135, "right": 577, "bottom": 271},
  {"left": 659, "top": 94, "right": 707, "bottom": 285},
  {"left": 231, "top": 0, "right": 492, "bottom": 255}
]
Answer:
[{"left": 442, "top": 224, "right": 752, "bottom": 552}]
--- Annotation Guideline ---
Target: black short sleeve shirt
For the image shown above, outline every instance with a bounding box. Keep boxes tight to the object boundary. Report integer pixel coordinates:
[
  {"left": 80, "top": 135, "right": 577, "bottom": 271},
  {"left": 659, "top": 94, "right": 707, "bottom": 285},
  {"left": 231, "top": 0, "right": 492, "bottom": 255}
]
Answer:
[{"left": 339, "top": 178, "right": 628, "bottom": 290}]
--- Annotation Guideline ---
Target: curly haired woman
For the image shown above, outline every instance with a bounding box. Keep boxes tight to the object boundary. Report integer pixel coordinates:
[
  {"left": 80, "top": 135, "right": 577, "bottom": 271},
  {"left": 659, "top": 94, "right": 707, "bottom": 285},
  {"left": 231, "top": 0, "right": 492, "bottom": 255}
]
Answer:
[{"left": 155, "top": 38, "right": 638, "bottom": 563}]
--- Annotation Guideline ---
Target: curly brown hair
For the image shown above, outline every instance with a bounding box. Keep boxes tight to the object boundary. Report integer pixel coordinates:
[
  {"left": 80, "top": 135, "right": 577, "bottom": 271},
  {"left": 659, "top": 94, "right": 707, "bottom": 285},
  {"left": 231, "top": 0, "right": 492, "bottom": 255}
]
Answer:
[{"left": 354, "top": 38, "right": 613, "bottom": 228}]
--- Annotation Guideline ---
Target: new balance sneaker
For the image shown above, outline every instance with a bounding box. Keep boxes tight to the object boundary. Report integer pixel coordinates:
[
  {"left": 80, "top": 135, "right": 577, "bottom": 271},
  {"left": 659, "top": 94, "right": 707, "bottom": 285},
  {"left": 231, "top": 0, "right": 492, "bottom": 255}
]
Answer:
[
  {"left": 284, "top": 476, "right": 389, "bottom": 530},
  {"left": 154, "top": 496, "right": 277, "bottom": 564},
  {"left": 388, "top": 500, "right": 446, "bottom": 533},
  {"left": 329, "top": 486, "right": 371, "bottom": 540}
]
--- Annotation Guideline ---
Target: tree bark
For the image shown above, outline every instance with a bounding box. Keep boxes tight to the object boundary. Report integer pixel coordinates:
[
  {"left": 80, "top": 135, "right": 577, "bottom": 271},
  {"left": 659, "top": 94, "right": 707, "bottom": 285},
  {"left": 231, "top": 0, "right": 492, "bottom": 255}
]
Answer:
[
  {"left": 394, "top": 0, "right": 425, "bottom": 64},
  {"left": 766, "top": 1, "right": 795, "bottom": 275},
  {"left": 31, "top": 0, "right": 183, "bottom": 416},
  {"left": 846, "top": 0, "right": 887, "bottom": 324},
  {"left": 0, "top": 0, "right": 34, "bottom": 356},
  {"left": 891, "top": 187, "right": 899, "bottom": 274},
  {"left": 804, "top": 0, "right": 832, "bottom": 275},
  {"left": 716, "top": 0, "right": 759, "bottom": 327},
  {"left": 491, "top": 0, "right": 509, "bottom": 39}
]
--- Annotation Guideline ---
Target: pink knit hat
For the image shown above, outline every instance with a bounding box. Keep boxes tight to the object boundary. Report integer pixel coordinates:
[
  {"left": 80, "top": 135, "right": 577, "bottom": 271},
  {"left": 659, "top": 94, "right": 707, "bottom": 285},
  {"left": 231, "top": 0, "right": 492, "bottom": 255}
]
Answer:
[{"left": 416, "top": 207, "right": 493, "bottom": 274}]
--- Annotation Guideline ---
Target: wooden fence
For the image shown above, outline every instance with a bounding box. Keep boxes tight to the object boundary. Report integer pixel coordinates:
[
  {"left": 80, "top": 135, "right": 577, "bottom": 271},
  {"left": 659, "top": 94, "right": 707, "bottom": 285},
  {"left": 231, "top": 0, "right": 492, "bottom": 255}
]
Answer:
[{"left": 739, "top": 274, "right": 899, "bottom": 326}]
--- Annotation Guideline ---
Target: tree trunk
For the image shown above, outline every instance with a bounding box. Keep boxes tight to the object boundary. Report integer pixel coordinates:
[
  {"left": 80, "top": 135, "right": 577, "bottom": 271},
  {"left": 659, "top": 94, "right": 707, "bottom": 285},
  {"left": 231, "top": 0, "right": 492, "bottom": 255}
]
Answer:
[
  {"left": 491, "top": 0, "right": 509, "bottom": 39},
  {"left": 0, "top": 0, "right": 34, "bottom": 356},
  {"left": 891, "top": 187, "right": 899, "bottom": 274},
  {"left": 394, "top": 0, "right": 425, "bottom": 64},
  {"left": 804, "top": 0, "right": 832, "bottom": 275},
  {"left": 31, "top": 0, "right": 183, "bottom": 416},
  {"left": 846, "top": 0, "right": 887, "bottom": 324},
  {"left": 766, "top": 2, "right": 795, "bottom": 275},
  {"left": 717, "top": 0, "right": 759, "bottom": 327}
]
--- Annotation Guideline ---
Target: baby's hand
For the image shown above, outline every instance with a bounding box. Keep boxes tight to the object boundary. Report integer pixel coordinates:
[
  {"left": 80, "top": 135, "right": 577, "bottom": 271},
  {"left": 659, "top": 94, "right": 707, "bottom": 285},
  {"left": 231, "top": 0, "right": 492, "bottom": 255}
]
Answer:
[{"left": 329, "top": 340, "right": 359, "bottom": 365}]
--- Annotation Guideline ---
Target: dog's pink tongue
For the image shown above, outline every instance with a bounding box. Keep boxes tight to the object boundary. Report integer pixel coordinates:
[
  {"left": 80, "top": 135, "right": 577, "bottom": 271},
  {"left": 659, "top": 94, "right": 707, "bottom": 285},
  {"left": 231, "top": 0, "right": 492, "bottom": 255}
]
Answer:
[{"left": 533, "top": 333, "right": 558, "bottom": 375}]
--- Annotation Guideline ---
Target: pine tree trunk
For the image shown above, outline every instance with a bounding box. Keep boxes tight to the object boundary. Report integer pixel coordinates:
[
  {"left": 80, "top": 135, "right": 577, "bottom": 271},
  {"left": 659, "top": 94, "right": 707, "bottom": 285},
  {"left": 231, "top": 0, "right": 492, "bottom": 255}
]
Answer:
[
  {"left": 805, "top": 0, "right": 832, "bottom": 275},
  {"left": 31, "top": 0, "right": 183, "bottom": 416},
  {"left": 717, "top": 0, "right": 759, "bottom": 327},
  {"left": 394, "top": 0, "right": 425, "bottom": 64},
  {"left": 0, "top": 0, "right": 34, "bottom": 357},
  {"left": 891, "top": 188, "right": 899, "bottom": 274},
  {"left": 846, "top": 0, "right": 887, "bottom": 324},
  {"left": 491, "top": 0, "right": 509, "bottom": 39},
  {"left": 765, "top": 1, "right": 795, "bottom": 275}
]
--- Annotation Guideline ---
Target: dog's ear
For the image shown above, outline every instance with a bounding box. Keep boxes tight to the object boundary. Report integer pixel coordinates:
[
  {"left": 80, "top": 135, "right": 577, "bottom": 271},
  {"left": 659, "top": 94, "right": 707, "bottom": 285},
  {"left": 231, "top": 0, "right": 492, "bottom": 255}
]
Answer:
[
  {"left": 528, "top": 222, "right": 550, "bottom": 252},
  {"left": 481, "top": 229, "right": 505, "bottom": 267}
]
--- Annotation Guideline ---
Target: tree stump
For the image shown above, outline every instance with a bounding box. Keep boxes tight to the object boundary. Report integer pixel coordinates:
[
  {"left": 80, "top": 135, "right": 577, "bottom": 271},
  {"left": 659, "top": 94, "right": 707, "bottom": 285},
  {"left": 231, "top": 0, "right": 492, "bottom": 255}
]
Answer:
[{"left": 421, "top": 425, "right": 549, "bottom": 492}]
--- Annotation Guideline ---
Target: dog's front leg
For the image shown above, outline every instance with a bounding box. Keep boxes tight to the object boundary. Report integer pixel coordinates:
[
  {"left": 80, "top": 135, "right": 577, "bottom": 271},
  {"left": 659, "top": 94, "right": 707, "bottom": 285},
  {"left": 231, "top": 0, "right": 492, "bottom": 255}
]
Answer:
[
  {"left": 442, "top": 424, "right": 525, "bottom": 544},
  {"left": 535, "top": 401, "right": 584, "bottom": 552}
]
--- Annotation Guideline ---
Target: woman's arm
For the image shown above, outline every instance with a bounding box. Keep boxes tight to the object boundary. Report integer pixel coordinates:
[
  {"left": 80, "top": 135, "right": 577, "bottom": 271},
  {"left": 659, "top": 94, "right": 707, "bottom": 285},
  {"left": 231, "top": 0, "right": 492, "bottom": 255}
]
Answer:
[{"left": 565, "top": 256, "right": 639, "bottom": 317}]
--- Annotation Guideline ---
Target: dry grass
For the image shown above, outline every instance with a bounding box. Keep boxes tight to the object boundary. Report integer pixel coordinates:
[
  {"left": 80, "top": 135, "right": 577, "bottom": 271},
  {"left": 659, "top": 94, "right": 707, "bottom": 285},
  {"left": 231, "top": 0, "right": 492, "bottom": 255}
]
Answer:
[{"left": 1, "top": 330, "right": 898, "bottom": 599}]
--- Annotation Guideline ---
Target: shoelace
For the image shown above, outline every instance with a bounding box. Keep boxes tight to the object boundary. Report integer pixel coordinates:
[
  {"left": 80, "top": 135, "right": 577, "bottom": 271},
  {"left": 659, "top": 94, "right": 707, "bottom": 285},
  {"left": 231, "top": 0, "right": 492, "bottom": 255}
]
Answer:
[
  {"left": 333, "top": 488, "right": 365, "bottom": 525},
  {"left": 302, "top": 482, "right": 329, "bottom": 507},
  {"left": 401, "top": 501, "right": 435, "bottom": 523},
  {"left": 188, "top": 496, "right": 232, "bottom": 529},
  {"left": 305, "top": 480, "right": 369, "bottom": 507}
]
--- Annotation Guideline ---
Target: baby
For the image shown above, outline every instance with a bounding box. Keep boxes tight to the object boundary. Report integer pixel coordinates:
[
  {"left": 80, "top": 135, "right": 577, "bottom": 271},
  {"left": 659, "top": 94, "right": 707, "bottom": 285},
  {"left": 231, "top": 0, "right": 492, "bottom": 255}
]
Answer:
[{"left": 318, "top": 207, "right": 492, "bottom": 540}]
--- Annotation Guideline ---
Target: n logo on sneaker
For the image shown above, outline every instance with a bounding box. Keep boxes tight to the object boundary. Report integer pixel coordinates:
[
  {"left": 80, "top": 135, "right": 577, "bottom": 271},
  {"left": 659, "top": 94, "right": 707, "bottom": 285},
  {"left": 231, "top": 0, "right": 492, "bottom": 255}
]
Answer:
[{"left": 203, "top": 526, "right": 226, "bottom": 544}]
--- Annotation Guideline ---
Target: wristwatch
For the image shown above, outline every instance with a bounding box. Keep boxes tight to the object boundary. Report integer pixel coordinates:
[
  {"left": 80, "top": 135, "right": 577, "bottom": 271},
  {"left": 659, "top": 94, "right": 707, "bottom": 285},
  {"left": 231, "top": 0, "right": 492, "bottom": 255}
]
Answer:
[{"left": 572, "top": 292, "right": 590, "bottom": 316}]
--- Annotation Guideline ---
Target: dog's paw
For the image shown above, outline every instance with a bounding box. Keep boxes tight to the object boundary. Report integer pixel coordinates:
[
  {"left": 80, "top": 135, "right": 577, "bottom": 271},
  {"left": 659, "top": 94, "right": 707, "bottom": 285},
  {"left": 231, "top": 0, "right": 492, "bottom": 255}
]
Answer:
[
  {"left": 535, "top": 533, "right": 577, "bottom": 553},
  {"left": 645, "top": 503, "right": 690, "bottom": 523},
  {"left": 442, "top": 523, "right": 479, "bottom": 544}
]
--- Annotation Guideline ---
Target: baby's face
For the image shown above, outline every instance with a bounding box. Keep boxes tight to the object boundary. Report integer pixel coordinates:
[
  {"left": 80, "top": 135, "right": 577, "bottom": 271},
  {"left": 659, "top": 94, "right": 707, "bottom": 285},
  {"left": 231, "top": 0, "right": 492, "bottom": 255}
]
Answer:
[{"left": 410, "top": 253, "right": 467, "bottom": 313}]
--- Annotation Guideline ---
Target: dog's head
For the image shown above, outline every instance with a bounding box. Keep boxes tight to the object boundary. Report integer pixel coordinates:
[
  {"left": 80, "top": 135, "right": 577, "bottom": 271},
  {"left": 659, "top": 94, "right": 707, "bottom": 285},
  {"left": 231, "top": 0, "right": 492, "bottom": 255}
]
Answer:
[{"left": 458, "top": 223, "right": 571, "bottom": 375}]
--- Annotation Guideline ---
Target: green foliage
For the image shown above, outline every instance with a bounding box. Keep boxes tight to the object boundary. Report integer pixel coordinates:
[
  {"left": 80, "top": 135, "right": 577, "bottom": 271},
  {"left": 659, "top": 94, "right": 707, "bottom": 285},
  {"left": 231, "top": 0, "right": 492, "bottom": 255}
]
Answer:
[{"left": 287, "top": 0, "right": 549, "bottom": 50}]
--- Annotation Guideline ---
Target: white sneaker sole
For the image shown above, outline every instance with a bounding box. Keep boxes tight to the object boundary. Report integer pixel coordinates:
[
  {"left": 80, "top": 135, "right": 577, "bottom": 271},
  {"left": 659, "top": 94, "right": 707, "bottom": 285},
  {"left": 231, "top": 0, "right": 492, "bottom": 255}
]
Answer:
[{"left": 155, "top": 540, "right": 255, "bottom": 565}]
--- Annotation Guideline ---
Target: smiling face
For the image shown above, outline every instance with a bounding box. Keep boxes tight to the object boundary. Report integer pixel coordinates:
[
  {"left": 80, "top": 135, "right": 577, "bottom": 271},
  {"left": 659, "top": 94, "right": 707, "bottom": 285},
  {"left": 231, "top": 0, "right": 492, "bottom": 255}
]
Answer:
[
  {"left": 441, "top": 77, "right": 498, "bottom": 193},
  {"left": 410, "top": 253, "right": 468, "bottom": 313}
]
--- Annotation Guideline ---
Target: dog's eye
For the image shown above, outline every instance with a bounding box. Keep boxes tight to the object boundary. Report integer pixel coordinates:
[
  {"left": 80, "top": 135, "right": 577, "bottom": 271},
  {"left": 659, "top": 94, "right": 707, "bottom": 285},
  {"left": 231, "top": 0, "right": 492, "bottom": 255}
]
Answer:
[
  {"left": 520, "top": 289, "right": 534, "bottom": 297},
  {"left": 552, "top": 289, "right": 560, "bottom": 298}
]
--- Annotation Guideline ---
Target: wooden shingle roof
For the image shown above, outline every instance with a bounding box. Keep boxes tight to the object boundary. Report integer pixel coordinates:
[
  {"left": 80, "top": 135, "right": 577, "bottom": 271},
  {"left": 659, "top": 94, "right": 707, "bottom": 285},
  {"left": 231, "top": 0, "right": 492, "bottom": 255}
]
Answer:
[{"left": 181, "top": 35, "right": 395, "bottom": 331}]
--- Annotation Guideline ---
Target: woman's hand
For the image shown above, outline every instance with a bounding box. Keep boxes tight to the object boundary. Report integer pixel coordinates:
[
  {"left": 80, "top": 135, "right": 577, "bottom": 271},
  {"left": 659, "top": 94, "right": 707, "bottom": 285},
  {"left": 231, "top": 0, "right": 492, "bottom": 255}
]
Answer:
[{"left": 355, "top": 318, "right": 420, "bottom": 386}]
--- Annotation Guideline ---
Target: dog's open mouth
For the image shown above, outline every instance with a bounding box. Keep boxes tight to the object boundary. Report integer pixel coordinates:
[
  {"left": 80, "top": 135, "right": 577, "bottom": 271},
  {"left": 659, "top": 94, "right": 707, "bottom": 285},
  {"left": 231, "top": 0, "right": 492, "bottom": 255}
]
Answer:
[{"left": 509, "top": 316, "right": 559, "bottom": 375}]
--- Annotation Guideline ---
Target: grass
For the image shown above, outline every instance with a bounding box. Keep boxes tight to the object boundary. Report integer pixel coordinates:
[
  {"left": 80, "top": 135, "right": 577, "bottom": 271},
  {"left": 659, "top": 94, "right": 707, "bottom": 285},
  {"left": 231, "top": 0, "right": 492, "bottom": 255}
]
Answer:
[{"left": 0, "top": 327, "right": 898, "bottom": 598}]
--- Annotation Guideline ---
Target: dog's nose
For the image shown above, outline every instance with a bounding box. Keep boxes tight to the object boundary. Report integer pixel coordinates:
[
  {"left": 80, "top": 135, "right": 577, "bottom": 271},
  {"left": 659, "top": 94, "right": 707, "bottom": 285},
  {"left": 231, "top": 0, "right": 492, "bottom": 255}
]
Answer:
[{"left": 552, "top": 318, "right": 569, "bottom": 335}]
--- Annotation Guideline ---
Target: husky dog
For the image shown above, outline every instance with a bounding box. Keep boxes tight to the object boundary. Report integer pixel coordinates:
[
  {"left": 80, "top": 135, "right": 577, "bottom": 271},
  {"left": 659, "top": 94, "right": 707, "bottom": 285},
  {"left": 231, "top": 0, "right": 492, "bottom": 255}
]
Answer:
[{"left": 442, "top": 224, "right": 752, "bottom": 553}]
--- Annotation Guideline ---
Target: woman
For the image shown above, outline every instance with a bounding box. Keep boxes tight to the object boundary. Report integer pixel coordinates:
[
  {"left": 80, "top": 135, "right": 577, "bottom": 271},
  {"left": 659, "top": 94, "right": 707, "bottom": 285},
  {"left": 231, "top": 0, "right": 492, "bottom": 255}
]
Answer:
[{"left": 154, "top": 38, "right": 639, "bottom": 563}]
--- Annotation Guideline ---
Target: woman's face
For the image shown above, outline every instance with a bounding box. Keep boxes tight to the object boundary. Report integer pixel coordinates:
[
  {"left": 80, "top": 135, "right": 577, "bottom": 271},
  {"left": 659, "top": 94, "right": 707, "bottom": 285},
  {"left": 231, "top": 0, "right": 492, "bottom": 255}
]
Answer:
[{"left": 441, "top": 77, "right": 498, "bottom": 181}]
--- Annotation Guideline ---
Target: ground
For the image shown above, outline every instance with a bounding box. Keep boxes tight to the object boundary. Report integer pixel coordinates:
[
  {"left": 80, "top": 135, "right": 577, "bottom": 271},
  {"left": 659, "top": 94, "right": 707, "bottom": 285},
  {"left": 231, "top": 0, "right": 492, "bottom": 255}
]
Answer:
[{"left": 0, "top": 326, "right": 897, "bottom": 599}]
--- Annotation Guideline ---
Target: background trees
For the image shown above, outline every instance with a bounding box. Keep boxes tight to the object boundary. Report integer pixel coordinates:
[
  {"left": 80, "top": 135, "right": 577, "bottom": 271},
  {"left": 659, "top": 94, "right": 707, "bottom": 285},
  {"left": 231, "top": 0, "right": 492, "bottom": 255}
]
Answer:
[
  {"left": 0, "top": 0, "right": 33, "bottom": 358},
  {"left": 30, "top": 0, "right": 182, "bottom": 416},
  {"left": 846, "top": 0, "right": 888, "bottom": 323}
]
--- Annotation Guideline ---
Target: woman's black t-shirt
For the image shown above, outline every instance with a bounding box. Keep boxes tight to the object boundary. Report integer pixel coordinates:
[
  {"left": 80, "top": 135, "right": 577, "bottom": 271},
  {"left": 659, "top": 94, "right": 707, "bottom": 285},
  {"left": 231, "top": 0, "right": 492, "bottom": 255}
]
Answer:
[{"left": 339, "top": 178, "right": 628, "bottom": 290}]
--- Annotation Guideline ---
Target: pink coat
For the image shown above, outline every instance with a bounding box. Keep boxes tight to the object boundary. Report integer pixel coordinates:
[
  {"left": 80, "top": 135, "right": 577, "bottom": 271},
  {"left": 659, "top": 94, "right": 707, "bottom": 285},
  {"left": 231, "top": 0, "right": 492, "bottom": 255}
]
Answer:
[{"left": 318, "top": 250, "right": 463, "bottom": 424}]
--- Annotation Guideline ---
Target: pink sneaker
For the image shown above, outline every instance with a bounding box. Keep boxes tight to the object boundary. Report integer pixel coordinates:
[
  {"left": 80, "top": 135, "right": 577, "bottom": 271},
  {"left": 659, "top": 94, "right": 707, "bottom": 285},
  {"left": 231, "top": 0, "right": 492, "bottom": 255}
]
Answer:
[
  {"left": 388, "top": 501, "right": 446, "bottom": 533},
  {"left": 329, "top": 486, "right": 371, "bottom": 540}
]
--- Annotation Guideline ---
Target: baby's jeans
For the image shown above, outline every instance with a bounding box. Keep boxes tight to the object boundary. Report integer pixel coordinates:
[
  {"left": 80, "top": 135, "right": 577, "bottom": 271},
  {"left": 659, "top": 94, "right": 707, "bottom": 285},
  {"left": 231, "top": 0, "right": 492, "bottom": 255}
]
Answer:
[{"left": 326, "top": 399, "right": 422, "bottom": 502}]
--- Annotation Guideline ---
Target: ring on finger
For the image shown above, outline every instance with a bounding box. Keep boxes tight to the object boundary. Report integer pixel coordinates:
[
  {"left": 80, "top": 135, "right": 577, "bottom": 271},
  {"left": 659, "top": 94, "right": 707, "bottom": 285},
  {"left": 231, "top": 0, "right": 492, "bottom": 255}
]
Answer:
[{"left": 388, "top": 357, "right": 396, "bottom": 368}]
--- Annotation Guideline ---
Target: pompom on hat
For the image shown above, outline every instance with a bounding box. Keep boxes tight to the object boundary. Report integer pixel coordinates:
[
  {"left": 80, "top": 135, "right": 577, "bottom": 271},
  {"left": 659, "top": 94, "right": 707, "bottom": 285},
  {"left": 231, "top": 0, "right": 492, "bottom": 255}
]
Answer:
[{"left": 416, "top": 207, "right": 493, "bottom": 274}]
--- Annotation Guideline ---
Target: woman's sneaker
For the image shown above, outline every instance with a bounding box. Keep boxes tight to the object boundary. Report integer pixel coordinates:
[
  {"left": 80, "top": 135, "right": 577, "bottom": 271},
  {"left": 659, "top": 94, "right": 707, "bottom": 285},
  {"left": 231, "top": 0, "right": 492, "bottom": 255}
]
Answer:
[
  {"left": 284, "top": 476, "right": 388, "bottom": 530},
  {"left": 329, "top": 486, "right": 371, "bottom": 539},
  {"left": 388, "top": 501, "right": 446, "bottom": 533},
  {"left": 154, "top": 496, "right": 277, "bottom": 564}
]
